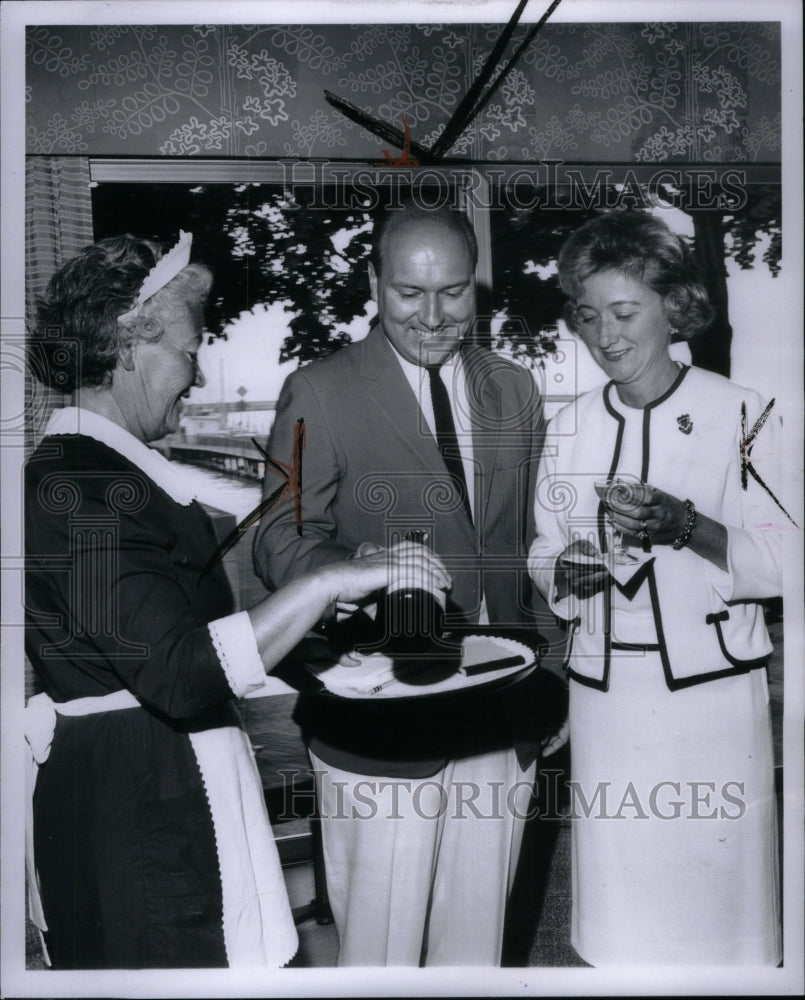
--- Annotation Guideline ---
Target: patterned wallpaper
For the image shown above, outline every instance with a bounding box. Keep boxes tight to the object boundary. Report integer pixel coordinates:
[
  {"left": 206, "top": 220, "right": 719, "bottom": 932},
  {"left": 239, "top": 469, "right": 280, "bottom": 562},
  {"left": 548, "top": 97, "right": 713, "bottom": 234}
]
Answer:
[{"left": 26, "top": 22, "right": 780, "bottom": 163}]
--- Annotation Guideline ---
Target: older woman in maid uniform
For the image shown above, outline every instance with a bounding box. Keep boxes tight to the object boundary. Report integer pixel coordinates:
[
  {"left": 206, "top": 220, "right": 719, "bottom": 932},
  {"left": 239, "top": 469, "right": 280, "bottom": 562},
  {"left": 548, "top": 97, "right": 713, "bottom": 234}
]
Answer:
[
  {"left": 24, "top": 232, "right": 449, "bottom": 970},
  {"left": 528, "top": 211, "right": 789, "bottom": 965}
]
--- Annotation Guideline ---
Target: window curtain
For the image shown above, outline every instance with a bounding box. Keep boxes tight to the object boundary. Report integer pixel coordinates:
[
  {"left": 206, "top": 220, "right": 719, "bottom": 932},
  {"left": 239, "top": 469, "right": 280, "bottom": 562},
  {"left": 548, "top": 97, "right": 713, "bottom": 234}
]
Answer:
[
  {"left": 25, "top": 156, "right": 95, "bottom": 453},
  {"left": 24, "top": 157, "right": 94, "bottom": 701}
]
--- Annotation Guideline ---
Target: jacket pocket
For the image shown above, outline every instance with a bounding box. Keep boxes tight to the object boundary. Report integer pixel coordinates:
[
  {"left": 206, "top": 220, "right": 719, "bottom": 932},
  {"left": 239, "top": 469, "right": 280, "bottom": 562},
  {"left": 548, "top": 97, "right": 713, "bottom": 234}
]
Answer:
[{"left": 705, "top": 610, "right": 771, "bottom": 669}]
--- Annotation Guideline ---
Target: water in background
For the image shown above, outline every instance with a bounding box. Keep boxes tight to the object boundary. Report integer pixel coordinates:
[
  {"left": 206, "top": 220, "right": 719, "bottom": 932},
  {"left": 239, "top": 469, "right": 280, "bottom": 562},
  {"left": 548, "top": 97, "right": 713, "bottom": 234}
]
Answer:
[{"left": 170, "top": 461, "right": 261, "bottom": 521}]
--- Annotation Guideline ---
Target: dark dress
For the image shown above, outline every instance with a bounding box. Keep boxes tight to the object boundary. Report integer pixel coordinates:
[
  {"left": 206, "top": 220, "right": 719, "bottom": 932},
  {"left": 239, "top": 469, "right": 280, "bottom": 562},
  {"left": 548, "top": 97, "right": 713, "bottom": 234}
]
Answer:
[{"left": 25, "top": 413, "right": 296, "bottom": 969}]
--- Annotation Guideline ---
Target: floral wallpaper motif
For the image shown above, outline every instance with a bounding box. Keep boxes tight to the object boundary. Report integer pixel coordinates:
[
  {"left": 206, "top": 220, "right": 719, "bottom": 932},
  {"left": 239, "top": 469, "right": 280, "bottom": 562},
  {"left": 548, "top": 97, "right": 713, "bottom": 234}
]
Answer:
[{"left": 26, "top": 22, "right": 780, "bottom": 162}]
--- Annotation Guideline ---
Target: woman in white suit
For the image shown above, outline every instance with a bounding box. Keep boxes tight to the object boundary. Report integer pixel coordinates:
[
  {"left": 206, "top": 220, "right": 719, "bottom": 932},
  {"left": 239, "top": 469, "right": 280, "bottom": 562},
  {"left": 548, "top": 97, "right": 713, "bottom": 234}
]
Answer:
[{"left": 528, "top": 211, "right": 787, "bottom": 965}]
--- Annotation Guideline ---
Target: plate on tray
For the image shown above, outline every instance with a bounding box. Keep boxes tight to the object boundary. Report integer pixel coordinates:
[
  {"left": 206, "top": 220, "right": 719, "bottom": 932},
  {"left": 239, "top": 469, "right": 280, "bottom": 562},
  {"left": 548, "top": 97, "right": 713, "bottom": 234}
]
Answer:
[{"left": 309, "top": 633, "right": 536, "bottom": 700}]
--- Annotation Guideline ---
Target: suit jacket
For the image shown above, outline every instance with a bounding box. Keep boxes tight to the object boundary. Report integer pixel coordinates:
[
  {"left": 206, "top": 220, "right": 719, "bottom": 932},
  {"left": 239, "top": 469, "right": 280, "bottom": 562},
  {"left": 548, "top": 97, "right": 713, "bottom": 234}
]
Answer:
[
  {"left": 529, "top": 366, "right": 785, "bottom": 690},
  {"left": 254, "top": 326, "right": 563, "bottom": 775}
]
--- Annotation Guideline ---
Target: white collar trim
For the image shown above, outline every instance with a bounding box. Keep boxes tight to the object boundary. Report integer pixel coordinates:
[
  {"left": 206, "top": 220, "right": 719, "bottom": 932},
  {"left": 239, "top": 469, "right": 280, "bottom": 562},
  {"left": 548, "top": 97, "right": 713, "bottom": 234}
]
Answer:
[{"left": 45, "top": 407, "right": 198, "bottom": 506}]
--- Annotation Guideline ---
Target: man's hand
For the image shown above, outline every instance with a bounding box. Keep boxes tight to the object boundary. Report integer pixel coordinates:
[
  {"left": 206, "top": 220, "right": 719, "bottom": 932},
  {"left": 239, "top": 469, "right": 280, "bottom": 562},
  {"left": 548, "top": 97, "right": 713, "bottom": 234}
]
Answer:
[{"left": 541, "top": 717, "right": 570, "bottom": 757}]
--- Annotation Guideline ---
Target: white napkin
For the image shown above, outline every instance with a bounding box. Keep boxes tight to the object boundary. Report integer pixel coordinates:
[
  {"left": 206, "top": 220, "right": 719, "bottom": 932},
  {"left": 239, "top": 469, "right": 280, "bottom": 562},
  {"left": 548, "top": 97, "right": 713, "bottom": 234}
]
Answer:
[{"left": 316, "top": 652, "right": 398, "bottom": 696}]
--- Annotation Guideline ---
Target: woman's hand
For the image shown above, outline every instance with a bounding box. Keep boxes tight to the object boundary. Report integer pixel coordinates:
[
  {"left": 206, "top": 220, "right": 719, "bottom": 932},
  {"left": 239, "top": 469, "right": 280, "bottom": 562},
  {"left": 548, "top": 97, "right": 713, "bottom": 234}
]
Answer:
[
  {"left": 333, "top": 541, "right": 385, "bottom": 620},
  {"left": 554, "top": 538, "right": 608, "bottom": 600},
  {"left": 605, "top": 482, "right": 728, "bottom": 570},
  {"left": 323, "top": 540, "right": 452, "bottom": 607},
  {"left": 604, "top": 483, "right": 687, "bottom": 545},
  {"left": 248, "top": 543, "right": 451, "bottom": 672}
]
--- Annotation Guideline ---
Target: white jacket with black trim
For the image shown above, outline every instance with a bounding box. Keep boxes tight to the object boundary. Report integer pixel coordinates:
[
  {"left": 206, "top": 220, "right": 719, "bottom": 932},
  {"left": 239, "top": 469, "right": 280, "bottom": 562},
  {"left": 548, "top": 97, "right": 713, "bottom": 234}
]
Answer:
[{"left": 528, "top": 365, "right": 791, "bottom": 691}]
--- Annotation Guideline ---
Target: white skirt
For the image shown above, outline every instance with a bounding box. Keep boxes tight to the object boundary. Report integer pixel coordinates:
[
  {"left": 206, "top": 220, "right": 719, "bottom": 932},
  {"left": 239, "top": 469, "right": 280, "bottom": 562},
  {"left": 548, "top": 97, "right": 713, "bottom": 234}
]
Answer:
[{"left": 568, "top": 652, "right": 781, "bottom": 966}]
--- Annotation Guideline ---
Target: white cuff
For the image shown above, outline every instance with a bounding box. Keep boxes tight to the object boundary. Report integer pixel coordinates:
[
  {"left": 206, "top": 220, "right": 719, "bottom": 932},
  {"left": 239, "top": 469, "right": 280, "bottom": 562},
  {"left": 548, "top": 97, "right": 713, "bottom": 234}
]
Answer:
[
  {"left": 724, "top": 524, "right": 785, "bottom": 601},
  {"left": 705, "top": 549, "right": 735, "bottom": 604},
  {"left": 208, "top": 611, "right": 267, "bottom": 698}
]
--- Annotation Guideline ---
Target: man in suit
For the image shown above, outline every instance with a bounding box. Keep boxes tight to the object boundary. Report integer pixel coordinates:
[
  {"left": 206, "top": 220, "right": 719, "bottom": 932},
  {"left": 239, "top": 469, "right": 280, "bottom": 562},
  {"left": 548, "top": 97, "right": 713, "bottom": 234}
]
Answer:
[{"left": 253, "top": 201, "right": 551, "bottom": 966}]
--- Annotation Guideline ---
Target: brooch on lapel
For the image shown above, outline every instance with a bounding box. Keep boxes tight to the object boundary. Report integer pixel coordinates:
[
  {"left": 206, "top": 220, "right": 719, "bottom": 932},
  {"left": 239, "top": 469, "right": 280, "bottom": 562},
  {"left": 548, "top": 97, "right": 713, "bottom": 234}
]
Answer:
[{"left": 676, "top": 414, "right": 693, "bottom": 435}]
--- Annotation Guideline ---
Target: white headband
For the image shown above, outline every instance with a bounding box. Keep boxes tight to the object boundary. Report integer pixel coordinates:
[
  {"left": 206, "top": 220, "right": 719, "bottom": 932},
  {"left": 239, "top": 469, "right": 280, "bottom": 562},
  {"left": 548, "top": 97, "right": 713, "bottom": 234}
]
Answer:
[{"left": 117, "top": 230, "right": 193, "bottom": 323}]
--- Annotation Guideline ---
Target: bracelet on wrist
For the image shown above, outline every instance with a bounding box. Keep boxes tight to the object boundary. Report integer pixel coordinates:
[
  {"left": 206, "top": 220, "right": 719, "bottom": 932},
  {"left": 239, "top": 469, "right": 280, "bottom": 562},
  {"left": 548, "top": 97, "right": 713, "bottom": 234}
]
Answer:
[{"left": 672, "top": 499, "right": 697, "bottom": 550}]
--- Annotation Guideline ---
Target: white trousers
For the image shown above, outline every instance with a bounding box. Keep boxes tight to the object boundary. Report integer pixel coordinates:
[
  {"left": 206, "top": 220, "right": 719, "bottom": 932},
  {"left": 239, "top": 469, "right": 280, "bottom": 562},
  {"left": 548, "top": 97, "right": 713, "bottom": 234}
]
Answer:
[{"left": 310, "top": 748, "right": 536, "bottom": 966}]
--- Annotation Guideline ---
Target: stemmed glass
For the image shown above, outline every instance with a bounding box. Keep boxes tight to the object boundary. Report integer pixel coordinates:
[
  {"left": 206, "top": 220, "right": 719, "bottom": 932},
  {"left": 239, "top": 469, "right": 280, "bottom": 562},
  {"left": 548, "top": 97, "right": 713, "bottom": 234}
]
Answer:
[{"left": 594, "top": 478, "right": 641, "bottom": 565}]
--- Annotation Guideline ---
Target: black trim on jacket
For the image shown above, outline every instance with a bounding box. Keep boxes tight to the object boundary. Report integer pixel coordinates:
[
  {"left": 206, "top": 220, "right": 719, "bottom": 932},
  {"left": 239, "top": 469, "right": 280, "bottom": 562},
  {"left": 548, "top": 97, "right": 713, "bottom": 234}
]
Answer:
[{"left": 565, "top": 366, "right": 769, "bottom": 693}]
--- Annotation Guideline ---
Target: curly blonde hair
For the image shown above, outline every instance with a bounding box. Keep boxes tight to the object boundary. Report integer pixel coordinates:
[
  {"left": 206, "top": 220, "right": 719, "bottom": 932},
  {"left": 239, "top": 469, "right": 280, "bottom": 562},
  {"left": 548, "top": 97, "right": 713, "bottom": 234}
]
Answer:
[{"left": 558, "top": 211, "right": 714, "bottom": 341}]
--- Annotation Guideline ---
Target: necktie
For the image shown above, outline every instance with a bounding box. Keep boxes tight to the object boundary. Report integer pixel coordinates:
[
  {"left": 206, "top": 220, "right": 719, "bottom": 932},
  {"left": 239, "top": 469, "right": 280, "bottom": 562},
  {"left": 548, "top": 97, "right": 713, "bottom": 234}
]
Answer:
[{"left": 426, "top": 365, "right": 473, "bottom": 525}]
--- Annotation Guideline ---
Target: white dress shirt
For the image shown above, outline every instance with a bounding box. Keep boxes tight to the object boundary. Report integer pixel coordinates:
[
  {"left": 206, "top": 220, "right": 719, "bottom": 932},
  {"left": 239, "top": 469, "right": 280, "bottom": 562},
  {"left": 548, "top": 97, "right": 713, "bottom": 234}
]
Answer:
[{"left": 387, "top": 341, "right": 489, "bottom": 623}]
